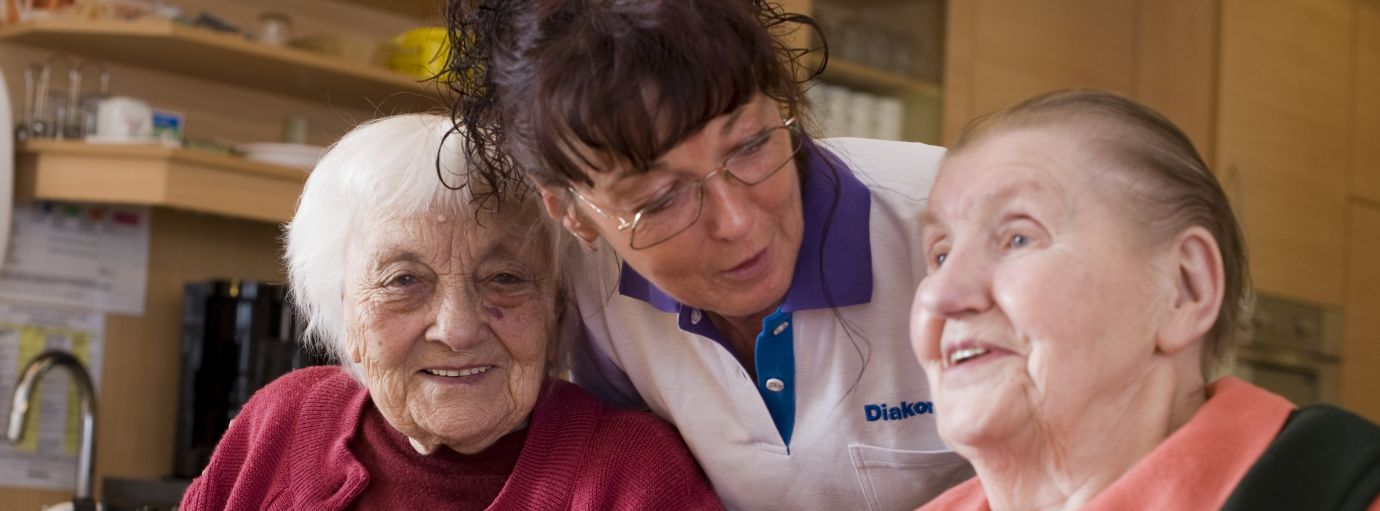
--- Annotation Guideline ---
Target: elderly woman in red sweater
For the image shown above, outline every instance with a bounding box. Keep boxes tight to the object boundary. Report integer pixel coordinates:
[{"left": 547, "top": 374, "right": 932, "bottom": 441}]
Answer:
[
  {"left": 179, "top": 114, "right": 722, "bottom": 511},
  {"left": 911, "top": 90, "right": 1380, "bottom": 511}
]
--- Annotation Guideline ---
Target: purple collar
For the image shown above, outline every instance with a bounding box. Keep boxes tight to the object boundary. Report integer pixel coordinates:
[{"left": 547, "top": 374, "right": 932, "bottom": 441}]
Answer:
[{"left": 617, "top": 139, "right": 874, "bottom": 319}]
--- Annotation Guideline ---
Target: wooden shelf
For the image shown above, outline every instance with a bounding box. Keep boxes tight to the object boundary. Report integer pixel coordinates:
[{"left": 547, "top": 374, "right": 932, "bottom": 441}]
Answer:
[
  {"left": 332, "top": 0, "right": 445, "bottom": 20},
  {"left": 15, "top": 140, "right": 304, "bottom": 223},
  {"left": 809, "top": 54, "right": 940, "bottom": 97},
  {"left": 0, "top": 18, "right": 444, "bottom": 113}
]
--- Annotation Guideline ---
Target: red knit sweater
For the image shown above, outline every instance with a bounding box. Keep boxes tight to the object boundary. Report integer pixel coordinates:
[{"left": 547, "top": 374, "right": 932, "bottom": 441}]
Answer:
[{"left": 180, "top": 366, "right": 722, "bottom": 510}]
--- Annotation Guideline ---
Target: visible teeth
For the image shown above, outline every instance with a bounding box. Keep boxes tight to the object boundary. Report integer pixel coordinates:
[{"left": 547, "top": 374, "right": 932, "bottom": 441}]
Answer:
[
  {"left": 948, "top": 347, "right": 989, "bottom": 367},
  {"left": 426, "top": 367, "right": 490, "bottom": 377}
]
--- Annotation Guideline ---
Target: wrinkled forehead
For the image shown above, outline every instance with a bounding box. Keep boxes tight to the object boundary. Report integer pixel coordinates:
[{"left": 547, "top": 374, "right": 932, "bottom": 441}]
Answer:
[
  {"left": 930, "top": 126, "right": 1154, "bottom": 238},
  {"left": 348, "top": 201, "right": 544, "bottom": 262},
  {"left": 936, "top": 130, "right": 1078, "bottom": 198}
]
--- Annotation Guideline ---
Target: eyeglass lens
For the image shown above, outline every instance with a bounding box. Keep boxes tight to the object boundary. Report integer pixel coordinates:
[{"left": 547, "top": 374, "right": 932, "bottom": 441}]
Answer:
[{"left": 628, "top": 126, "right": 803, "bottom": 249}]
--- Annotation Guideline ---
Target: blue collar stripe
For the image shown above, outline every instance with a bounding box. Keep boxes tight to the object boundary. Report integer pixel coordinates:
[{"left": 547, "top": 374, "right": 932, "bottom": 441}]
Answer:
[{"left": 756, "top": 309, "right": 796, "bottom": 446}]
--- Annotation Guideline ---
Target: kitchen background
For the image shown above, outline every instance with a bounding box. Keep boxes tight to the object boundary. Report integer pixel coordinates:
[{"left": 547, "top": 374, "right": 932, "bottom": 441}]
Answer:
[{"left": 0, "top": 0, "right": 1376, "bottom": 509}]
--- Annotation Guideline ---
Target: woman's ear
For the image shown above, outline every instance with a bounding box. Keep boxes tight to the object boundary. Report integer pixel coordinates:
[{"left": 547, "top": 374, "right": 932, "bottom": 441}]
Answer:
[
  {"left": 537, "top": 185, "right": 600, "bottom": 244},
  {"left": 1157, "top": 226, "right": 1225, "bottom": 355}
]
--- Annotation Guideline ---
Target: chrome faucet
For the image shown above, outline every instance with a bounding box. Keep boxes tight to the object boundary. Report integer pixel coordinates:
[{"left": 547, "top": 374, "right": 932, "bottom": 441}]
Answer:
[{"left": 7, "top": 350, "right": 98, "bottom": 506}]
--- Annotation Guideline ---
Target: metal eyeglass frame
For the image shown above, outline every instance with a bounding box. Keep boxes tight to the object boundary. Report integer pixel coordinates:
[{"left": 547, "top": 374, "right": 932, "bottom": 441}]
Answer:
[{"left": 567, "top": 117, "right": 803, "bottom": 250}]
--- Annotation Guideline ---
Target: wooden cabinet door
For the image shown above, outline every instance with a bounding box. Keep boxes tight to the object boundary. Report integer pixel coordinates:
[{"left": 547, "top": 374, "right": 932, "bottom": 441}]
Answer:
[
  {"left": 943, "top": 0, "right": 1138, "bottom": 143},
  {"left": 1344, "top": 203, "right": 1380, "bottom": 423},
  {"left": 1216, "top": 0, "right": 1353, "bottom": 307},
  {"left": 1356, "top": 0, "right": 1380, "bottom": 203},
  {"left": 942, "top": 0, "right": 1216, "bottom": 153}
]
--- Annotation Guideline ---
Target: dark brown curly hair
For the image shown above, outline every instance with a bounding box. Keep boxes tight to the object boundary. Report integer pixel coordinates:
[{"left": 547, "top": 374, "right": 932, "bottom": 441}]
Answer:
[{"left": 443, "top": 0, "right": 823, "bottom": 207}]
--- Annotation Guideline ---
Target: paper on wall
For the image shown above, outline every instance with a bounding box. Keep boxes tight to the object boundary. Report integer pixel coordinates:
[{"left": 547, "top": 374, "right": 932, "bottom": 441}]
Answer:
[
  {"left": 0, "top": 302, "right": 103, "bottom": 491},
  {"left": 0, "top": 201, "right": 151, "bottom": 316}
]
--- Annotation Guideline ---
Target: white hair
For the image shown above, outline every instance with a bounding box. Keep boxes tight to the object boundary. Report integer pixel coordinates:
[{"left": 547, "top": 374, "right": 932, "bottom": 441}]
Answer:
[{"left": 284, "top": 113, "right": 565, "bottom": 379}]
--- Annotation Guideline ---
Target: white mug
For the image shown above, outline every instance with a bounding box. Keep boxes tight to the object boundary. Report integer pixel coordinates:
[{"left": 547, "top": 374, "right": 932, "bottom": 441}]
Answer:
[{"left": 88, "top": 96, "right": 152, "bottom": 143}]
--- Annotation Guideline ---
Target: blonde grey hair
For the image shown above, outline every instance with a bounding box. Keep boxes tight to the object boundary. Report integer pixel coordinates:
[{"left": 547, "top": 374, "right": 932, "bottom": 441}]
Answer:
[{"left": 284, "top": 113, "right": 569, "bottom": 380}]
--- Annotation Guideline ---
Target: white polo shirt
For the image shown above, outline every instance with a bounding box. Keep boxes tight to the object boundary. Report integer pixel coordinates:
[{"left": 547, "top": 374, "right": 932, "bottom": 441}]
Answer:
[{"left": 568, "top": 137, "right": 973, "bottom": 511}]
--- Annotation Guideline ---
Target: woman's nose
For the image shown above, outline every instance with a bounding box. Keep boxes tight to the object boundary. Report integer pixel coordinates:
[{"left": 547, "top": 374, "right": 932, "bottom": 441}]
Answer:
[
  {"left": 917, "top": 250, "right": 995, "bottom": 319},
  {"left": 700, "top": 174, "right": 753, "bottom": 241},
  {"left": 426, "top": 289, "right": 488, "bottom": 351}
]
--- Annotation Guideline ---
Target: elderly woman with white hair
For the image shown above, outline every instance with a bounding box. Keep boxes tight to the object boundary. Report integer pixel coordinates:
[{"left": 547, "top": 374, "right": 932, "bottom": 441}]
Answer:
[{"left": 179, "top": 114, "right": 722, "bottom": 510}]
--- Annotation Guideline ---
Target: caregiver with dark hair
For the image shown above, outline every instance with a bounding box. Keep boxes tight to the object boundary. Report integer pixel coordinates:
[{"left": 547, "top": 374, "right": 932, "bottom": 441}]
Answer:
[{"left": 444, "top": 1, "right": 971, "bottom": 509}]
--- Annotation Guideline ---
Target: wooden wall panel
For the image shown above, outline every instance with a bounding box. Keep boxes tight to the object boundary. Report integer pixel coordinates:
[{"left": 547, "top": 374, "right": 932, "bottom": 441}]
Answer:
[
  {"left": 1344, "top": 203, "right": 1380, "bottom": 423},
  {"left": 1134, "top": 0, "right": 1219, "bottom": 161},
  {"left": 970, "top": 1, "right": 1137, "bottom": 116},
  {"left": 942, "top": 0, "right": 1217, "bottom": 151},
  {"left": 940, "top": 0, "right": 977, "bottom": 145},
  {"left": 1355, "top": 0, "right": 1380, "bottom": 202},
  {"left": 1216, "top": 0, "right": 1352, "bottom": 307}
]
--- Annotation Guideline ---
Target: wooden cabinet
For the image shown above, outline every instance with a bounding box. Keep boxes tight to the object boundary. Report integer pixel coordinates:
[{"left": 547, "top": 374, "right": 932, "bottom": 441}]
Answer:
[
  {"left": 942, "top": 0, "right": 1217, "bottom": 155},
  {"left": 943, "top": 0, "right": 1352, "bottom": 308},
  {"left": 1346, "top": 0, "right": 1380, "bottom": 424},
  {"left": 1357, "top": 0, "right": 1380, "bottom": 203},
  {"left": 944, "top": 0, "right": 1138, "bottom": 136},
  {"left": 1216, "top": 0, "right": 1353, "bottom": 308},
  {"left": 940, "top": 0, "right": 1380, "bottom": 417},
  {"left": 1344, "top": 204, "right": 1380, "bottom": 423}
]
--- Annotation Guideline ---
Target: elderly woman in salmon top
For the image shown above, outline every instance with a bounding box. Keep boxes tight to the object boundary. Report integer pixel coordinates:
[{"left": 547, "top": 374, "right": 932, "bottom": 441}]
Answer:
[{"left": 911, "top": 90, "right": 1380, "bottom": 511}]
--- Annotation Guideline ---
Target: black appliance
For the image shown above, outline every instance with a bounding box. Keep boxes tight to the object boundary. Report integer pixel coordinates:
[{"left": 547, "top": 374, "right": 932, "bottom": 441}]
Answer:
[{"left": 172, "top": 279, "right": 323, "bottom": 479}]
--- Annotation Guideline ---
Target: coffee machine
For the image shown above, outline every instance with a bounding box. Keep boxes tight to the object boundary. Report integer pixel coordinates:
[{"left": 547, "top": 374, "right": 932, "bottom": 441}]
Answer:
[{"left": 172, "top": 279, "right": 323, "bottom": 479}]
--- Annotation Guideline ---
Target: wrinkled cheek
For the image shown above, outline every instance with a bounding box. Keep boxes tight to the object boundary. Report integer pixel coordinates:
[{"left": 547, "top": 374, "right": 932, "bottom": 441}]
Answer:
[
  {"left": 353, "top": 339, "right": 411, "bottom": 426},
  {"left": 993, "top": 260, "right": 1091, "bottom": 349},
  {"left": 494, "top": 305, "right": 557, "bottom": 366}
]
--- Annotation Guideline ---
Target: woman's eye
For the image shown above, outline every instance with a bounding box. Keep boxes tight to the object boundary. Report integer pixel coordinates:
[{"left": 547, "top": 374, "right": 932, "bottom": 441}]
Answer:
[
  {"left": 933, "top": 253, "right": 947, "bottom": 267},
  {"left": 1010, "top": 234, "right": 1030, "bottom": 248},
  {"left": 639, "top": 183, "right": 685, "bottom": 215},
  {"left": 386, "top": 273, "right": 418, "bottom": 289},
  {"left": 491, "top": 272, "right": 525, "bottom": 285},
  {"left": 736, "top": 133, "right": 771, "bottom": 156}
]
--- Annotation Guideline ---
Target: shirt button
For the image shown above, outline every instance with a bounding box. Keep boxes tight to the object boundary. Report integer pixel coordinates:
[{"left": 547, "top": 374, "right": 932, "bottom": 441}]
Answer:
[
  {"left": 772, "top": 322, "right": 789, "bottom": 336},
  {"left": 690, "top": 309, "right": 703, "bottom": 325},
  {"left": 765, "top": 378, "right": 785, "bottom": 392}
]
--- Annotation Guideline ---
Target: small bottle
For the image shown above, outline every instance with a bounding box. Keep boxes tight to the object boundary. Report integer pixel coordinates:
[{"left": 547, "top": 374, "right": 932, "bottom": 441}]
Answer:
[{"left": 283, "top": 115, "right": 308, "bottom": 144}]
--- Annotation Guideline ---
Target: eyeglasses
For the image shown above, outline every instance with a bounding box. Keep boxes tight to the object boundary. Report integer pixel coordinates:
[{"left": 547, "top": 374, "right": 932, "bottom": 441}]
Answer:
[{"left": 569, "top": 118, "right": 802, "bottom": 250}]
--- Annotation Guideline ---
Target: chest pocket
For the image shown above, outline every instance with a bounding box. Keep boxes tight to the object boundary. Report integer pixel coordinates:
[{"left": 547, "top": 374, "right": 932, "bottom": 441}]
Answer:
[{"left": 849, "top": 444, "right": 975, "bottom": 511}]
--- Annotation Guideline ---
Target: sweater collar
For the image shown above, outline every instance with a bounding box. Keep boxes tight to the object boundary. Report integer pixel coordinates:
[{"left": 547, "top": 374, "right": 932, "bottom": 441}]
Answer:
[
  {"left": 1084, "top": 377, "right": 1294, "bottom": 509},
  {"left": 488, "top": 380, "right": 602, "bottom": 510},
  {"left": 287, "top": 370, "right": 374, "bottom": 509},
  {"left": 920, "top": 377, "right": 1296, "bottom": 511},
  {"left": 289, "top": 375, "right": 600, "bottom": 511}
]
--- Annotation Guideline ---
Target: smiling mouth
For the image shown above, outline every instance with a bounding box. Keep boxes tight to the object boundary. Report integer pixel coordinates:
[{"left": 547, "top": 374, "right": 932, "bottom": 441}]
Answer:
[
  {"left": 945, "top": 347, "right": 990, "bottom": 368},
  {"left": 424, "top": 366, "right": 492, "bottom": 378}
]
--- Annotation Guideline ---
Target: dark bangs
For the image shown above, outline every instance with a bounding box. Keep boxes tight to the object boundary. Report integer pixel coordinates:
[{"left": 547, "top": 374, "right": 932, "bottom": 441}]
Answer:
[{"left": 522, "top": 0, "right": 806, "bottom": 187}]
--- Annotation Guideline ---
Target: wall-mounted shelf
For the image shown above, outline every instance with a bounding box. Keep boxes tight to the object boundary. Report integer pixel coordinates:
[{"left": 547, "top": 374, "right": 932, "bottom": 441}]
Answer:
[
  {"left": 332, "top": 0, "right": 444, "bottom": 20},
  {"left": 0, "top": 18, "right": 443, "bottom": 113},
  {"left": 15, "top": 140, "right": 304, "bottom": 223}
]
